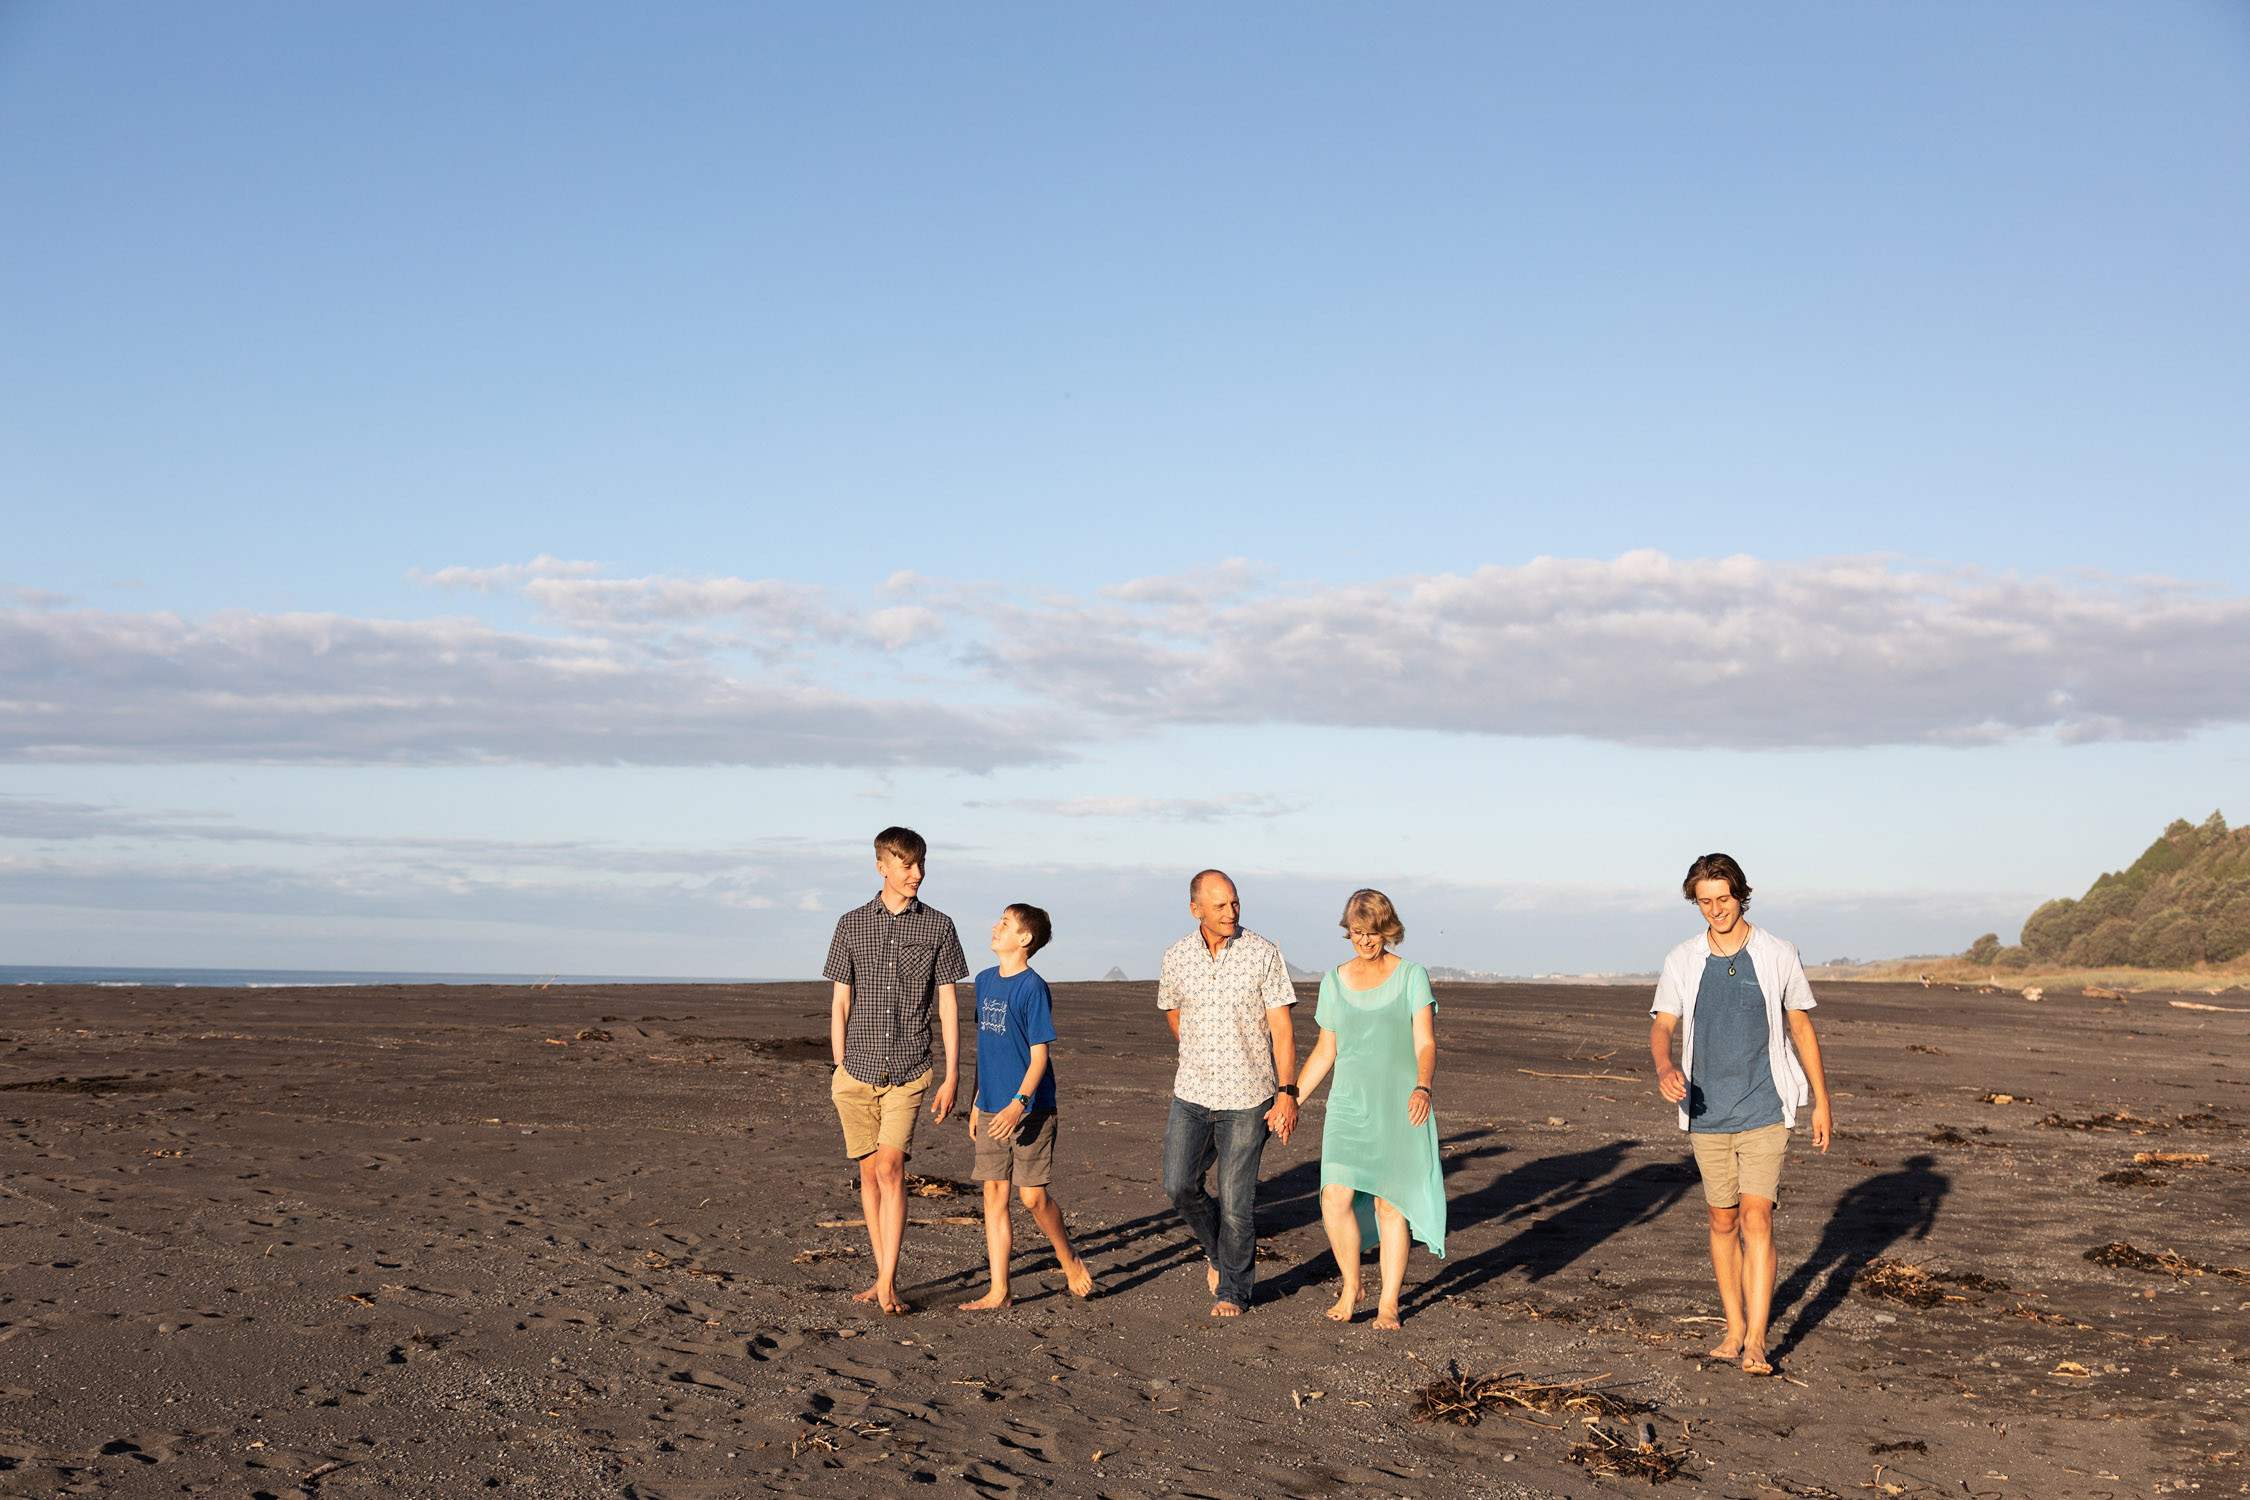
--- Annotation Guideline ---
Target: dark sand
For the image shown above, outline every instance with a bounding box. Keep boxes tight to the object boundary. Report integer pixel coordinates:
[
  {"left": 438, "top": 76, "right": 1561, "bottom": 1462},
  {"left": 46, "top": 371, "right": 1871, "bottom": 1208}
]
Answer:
[{"left": 0, "top": 979, "right": 2243, "bottom": 1498}]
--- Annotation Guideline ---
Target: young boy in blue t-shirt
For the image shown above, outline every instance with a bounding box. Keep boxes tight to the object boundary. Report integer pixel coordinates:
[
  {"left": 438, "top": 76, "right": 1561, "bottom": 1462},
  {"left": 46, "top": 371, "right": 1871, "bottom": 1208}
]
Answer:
[{"left": 958, "top": 903, "right": 1095, "bottom": 1309}]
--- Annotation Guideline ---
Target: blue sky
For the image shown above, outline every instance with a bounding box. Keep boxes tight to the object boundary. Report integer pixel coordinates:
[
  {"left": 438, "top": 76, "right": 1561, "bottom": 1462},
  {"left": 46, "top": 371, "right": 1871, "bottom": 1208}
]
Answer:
[{"left": 3, "top": 3, "right": 2247, "bottom": 978}]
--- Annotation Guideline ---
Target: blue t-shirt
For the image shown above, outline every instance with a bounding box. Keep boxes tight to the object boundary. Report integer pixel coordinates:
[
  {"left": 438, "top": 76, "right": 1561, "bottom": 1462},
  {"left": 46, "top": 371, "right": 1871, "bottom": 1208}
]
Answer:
[
  {"left": 1687, "top": 950, "right": 1785, "bottom": 1133},
  {"left": 973, "top": 965, "right": 1059, "bottom": 1114}
]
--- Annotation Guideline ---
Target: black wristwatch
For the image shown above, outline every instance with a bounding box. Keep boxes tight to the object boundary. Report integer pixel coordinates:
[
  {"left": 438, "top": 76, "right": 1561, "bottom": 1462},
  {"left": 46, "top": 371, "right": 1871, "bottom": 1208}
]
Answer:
[{"left": 1277, "top": 1084, "right": 1299, "bottom": 1099}]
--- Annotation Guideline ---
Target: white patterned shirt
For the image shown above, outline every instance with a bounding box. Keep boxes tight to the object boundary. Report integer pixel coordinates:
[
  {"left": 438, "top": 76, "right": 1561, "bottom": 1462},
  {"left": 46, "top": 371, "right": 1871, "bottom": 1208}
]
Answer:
[{"left": 1157, "top": 927, "right": 1297, "bottom": 1110}]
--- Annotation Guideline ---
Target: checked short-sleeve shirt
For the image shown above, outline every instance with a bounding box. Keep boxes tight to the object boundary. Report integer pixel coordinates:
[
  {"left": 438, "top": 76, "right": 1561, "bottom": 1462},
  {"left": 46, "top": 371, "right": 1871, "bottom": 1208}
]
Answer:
[
  {"left": 1157, "top": 926, "right": 1297, "bottom": 1110},
  {"left": 824, "top": 895, "right": 970, "bottom": 1087}
]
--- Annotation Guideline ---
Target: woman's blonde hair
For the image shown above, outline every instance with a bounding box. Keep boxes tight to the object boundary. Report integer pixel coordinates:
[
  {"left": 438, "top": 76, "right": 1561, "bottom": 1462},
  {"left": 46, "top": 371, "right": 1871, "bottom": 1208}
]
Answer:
[{"left": 1339, "top": 888, "right": 1404, "bottom": 946}]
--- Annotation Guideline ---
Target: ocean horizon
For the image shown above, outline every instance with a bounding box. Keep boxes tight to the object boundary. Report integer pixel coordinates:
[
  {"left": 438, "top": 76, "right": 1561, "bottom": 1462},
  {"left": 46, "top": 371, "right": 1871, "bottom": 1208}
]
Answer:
[{"left": 0, "top": 964, "right": 784, "bottom": 988}]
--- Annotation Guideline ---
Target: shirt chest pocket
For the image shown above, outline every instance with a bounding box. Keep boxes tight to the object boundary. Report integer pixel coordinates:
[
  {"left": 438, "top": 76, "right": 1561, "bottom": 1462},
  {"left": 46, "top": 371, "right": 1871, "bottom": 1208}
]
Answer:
[{"left": 890, "top": 940, "right": 937, "bottom": 988}]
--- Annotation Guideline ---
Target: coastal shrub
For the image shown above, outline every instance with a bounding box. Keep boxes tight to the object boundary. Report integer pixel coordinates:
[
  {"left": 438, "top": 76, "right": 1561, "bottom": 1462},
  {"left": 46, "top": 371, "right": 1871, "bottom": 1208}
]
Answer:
[
  {"left": 2135, "top": 915, "right": 2206, "bottom": 970},
  {"left": 2008, "top": 813, "right": 2250, "bottom": 971},
  {"left": 2207, "top": 896, "right": 2250, "bottom": 964},
  {"left": 1964, "top": 933, "right": 2002, "bottom": 965},
  {"left": 2067, "top": 917, "right": 2136, "bottom": 969},
  {"left": 2020, "top": 898, "right": 2080, "bottom": 960}
]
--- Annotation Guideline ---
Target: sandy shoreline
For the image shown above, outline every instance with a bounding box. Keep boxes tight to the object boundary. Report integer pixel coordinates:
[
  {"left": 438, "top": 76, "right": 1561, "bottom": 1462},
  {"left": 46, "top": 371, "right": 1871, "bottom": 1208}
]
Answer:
[{"left": 0, "top": 978, "right": 2242, "bottom": 1497}]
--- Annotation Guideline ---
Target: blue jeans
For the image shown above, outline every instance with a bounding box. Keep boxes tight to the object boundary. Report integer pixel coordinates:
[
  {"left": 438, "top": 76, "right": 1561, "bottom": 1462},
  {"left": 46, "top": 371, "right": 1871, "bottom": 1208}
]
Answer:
[{"left": 1162, "top": 1095, "right": 1271, "bottom": 1309}]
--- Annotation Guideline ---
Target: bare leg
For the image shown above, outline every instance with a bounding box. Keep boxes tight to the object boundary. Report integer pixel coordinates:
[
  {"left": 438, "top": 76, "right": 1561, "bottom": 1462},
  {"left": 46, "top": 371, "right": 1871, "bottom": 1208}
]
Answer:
[
  {"left": 1737, "top": 1195, "right": 1776, "bottom": 1372},
  {"left": 958, "top": 1178, "right": 1013, "bottom": 1310},
  {"left": 1371, "top": 1196, "right": 1410, "bottom": 1329},
  {"left": 1705, "top": 1203, "right": 1746, "bottom": 1358},
  {"left": 852, "top": 1145, "right": 912, "bottom": 1314},
  {"left": 1318, "top": 1183, "right": 1362, "bottom": 1322},
  {"left": 1019, "top": 1184, "right": 1094, "bottom": 1297}
]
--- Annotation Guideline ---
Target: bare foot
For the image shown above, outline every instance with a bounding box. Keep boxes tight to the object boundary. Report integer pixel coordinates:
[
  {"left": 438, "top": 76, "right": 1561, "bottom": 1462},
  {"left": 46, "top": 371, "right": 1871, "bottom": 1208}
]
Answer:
[
  {"left": 1373, "top": 1305, "right": 1402, "bottom": 1331},
  {"left": 1210, "top": 1300, "right": 1243, "bottom": 1318},
  {"left": 880, "top": 1296, "right": 916, "bottom": 1317},
  {"left": 1707, "top": 1335, "right": 1745, "bottom": 1360},
  {"left": 956, "top": 1288, "right": 1012, "bottom": 1311},
  {"left": 851, "top": 1284, "right": 882, "bottom": 1305},
  {"left": 1062, "top": 1257, "right": 1095, "bottom": 1299},
  {"left": 1324, "top": 1285, "right": 1359, "bottom": 1323},
  {"left": 1207, "top": 1263, "right": 1220, "bottom": 1297},
  {"left": 1740, "top": 1344, "right": 1772, "bottom": 1376}
]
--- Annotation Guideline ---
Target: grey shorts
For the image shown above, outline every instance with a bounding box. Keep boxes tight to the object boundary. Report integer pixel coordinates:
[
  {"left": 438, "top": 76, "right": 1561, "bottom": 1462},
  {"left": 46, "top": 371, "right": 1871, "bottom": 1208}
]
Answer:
[{"left": 970, "top": 1107, "right": 1057, "bottom": 1188}]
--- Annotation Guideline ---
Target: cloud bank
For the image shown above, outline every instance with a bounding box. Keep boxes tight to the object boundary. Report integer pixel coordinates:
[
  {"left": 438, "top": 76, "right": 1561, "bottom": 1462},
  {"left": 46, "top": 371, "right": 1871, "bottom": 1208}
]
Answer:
[
  {"left": 6, "top": 551, "right": 2247, "bottom": 766},
  {"left": 0, "top": 605, "right": 1056, "bottom": 770},
  {"left": 973, "top": 551, "right": 2250, "bottom": 748}
]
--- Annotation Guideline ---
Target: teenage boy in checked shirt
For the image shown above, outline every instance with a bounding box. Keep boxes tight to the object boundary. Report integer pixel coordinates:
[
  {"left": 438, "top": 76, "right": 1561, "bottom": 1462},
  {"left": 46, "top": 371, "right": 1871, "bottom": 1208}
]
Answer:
[{"left": 824, "top": 826, "right": 968, "bottom": 1315}]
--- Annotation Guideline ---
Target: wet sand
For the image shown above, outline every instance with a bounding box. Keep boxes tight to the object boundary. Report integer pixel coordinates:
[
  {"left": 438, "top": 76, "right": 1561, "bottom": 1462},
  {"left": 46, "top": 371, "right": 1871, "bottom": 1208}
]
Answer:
[{"left": 0, "top": 979, "right": 2242, "bottom": 1497}]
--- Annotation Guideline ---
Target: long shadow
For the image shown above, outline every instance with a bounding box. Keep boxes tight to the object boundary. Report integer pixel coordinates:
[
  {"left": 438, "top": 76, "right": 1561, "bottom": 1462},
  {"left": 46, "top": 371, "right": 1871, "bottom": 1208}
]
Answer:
[
  {"left": 1770, "top": 1153, "right": 1949, "bottom": 1359},
  {"left": 1255, "top": 1126, "right": 1521, "bottom": 1304},
  {"left": 1408, "top": 1144, "right": 1696, "bottom": 1308}
]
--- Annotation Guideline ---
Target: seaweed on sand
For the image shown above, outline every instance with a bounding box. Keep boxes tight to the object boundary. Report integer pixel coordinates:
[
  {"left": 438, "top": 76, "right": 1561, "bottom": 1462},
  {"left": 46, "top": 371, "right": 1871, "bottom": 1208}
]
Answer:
[
  {"left": 904, "top": 1175, "right": 969, "bottom": 1197},
  {"left": 1855, "top": 1257, "right": 2010, "bottom": 1308},
  {"left": 1564, "top": 1424, "right": 1699, "bottom": 1484},
  {"left": 1409, "top": 1367, "right": 1654, "bottom": 1426},
  {"left": 2084, "top": 1242, "right": 2250, "bottom": 1284}
]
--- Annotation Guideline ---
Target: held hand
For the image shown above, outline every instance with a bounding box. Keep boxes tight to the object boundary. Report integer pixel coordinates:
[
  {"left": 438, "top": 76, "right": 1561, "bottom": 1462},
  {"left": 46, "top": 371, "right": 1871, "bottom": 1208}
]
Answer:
[
  {"left": 1265, "top": 1093, "right": 1299, "bottom": 1143},
  {"left": 930, "top": 1078, "right": 958, "bottom": 1122},
  {"left": 1406, "top": 1088, "right": 1430, "bottom": 1128},
  {"left": 1656, "top": 1065, "right": 1687, "bottom": 1104},
  {"left": 984, "top": 1102, "right": 1025, "bottom": 1140},
  {"left": 1809, "top": 1100, "right": 1832, "bottom": 1154}
]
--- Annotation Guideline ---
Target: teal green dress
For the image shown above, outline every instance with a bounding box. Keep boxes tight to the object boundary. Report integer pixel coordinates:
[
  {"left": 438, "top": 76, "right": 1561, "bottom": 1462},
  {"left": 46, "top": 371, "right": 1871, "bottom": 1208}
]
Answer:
[{"left": 1315, "top": 960, "right": 1446, "bottom": 1257}]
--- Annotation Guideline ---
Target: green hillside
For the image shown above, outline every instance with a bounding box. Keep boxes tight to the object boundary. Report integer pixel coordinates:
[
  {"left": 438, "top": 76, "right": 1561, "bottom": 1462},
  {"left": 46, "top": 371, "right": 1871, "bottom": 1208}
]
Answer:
[{"left": 1964, "top": 811, "right": 2250, "bottom": 971}]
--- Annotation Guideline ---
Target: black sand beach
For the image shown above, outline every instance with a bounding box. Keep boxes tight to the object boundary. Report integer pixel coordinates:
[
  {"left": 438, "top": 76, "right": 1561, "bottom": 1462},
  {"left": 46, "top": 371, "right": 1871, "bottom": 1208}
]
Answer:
[{"left": 1, "top": 979, "right": 2242, "bottom": 1497}]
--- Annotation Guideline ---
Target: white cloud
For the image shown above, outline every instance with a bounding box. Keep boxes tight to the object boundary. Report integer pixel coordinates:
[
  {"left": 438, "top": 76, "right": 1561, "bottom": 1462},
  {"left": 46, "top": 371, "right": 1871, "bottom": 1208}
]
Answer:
[
  {"left": 9, "top": 552, "right": 2250, "bottom": 769},
  {"left": 0, "top": 606, "right": 1061, "bottom": 770},
  {"left": 408, "top": 555, "right": 603, "bottom": 594},
  {"left": 979, "top": 793, "right": 1302, "bottom": 822},
  {"left": 978, "top": 551, "right": 2250, "bottom": 748}
]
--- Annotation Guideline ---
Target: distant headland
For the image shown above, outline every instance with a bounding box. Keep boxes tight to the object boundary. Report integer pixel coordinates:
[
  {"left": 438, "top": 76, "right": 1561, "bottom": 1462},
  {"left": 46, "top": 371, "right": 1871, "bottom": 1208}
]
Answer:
[{"left": 1850, "top": 811, "right": 2249, "bottom": 994}]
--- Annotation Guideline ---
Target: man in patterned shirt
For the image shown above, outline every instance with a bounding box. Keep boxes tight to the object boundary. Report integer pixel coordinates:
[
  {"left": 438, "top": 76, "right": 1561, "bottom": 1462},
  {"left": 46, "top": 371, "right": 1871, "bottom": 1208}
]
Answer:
[
  {"left": 1158, "top": 869, "right": 1300, "bottom": 1317},
  {"left": 824, "top": 826, "right": 969, "bottom": 1315}
]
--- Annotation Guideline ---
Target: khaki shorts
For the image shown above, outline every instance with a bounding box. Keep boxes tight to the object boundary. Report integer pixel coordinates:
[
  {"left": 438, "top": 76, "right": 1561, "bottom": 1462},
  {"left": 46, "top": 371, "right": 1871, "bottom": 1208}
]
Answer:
[
  {"left": 970, "top": 1107, "right": 1057, "bottom": 1188},
  {"left": 832, "top": 1065, "right": 930, "bottom": 1161},
  {"left": 1689, "top": 1122, "right": 1790, "bottom": 1208}
]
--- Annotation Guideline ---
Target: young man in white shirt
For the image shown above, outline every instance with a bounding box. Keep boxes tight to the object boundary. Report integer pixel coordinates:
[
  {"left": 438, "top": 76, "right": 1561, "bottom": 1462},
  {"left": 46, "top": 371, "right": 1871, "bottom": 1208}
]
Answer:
[{"left": 1650, "top": 853, "right": 1832, "bottom": 1375}]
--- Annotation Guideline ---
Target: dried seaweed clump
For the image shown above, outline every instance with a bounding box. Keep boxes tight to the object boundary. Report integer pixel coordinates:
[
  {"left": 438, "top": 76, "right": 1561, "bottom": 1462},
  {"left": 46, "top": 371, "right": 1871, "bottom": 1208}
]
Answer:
[
  {"left": 2084, "top": 1242, "right": 2250, "bottom": 1284},
  {"left": 2098, "top": 1168, "right": 2168, "bottom": 1187},
  {"left": 1410, "top": 1369, "right": 1653, "bottom": 1426},
  {"left": 1855, "top": 1258, "right": 2010, "bottom": 1308},
  {"left": 2037, "top": 1111, "right": 2161, "bottom": 1132},
  {"left": 1565, "top": 1425, "right": 1698, "bottom": 1484},
  {"left": 904, "top": 1175, "right": 969, "bottom": 1197}
]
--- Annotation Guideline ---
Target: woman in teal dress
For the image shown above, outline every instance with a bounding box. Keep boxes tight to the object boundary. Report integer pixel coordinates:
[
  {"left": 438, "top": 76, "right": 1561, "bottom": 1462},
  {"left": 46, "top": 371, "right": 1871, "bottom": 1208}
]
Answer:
[{"left": 1293, "top": 888, "right": 1445, "bottom": 1329}]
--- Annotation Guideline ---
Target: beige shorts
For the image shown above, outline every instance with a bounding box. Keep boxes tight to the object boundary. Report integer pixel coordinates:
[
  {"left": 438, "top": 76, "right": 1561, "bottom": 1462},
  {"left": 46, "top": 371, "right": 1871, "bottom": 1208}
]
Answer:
[
  {"left": 970, "top": 1107, "right": 1057, "bottom": 1187},
  {"left": 1689, "top": 1122, "right": 1790, "bottom": 1208},
  {"left": 832, "top": 1065, "right": 930, "bottom": 1161}
]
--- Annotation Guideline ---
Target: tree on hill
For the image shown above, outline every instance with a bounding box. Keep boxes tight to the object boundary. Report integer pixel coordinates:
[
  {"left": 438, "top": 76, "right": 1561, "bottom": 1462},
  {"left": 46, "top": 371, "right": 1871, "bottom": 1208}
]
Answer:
[{"left": 1965, "top": 810, "right": 2250, "bottom": 971}]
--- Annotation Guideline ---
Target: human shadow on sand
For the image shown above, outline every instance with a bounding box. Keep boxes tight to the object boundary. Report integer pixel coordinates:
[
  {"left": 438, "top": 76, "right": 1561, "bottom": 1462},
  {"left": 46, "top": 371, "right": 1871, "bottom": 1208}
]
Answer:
[
  {"left": 1770, "top": 1153, "right": 1949, "bottom": 1360},
  {"left": 1399, "top": 1141, "right": 1699, "bottom": 1310}
]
